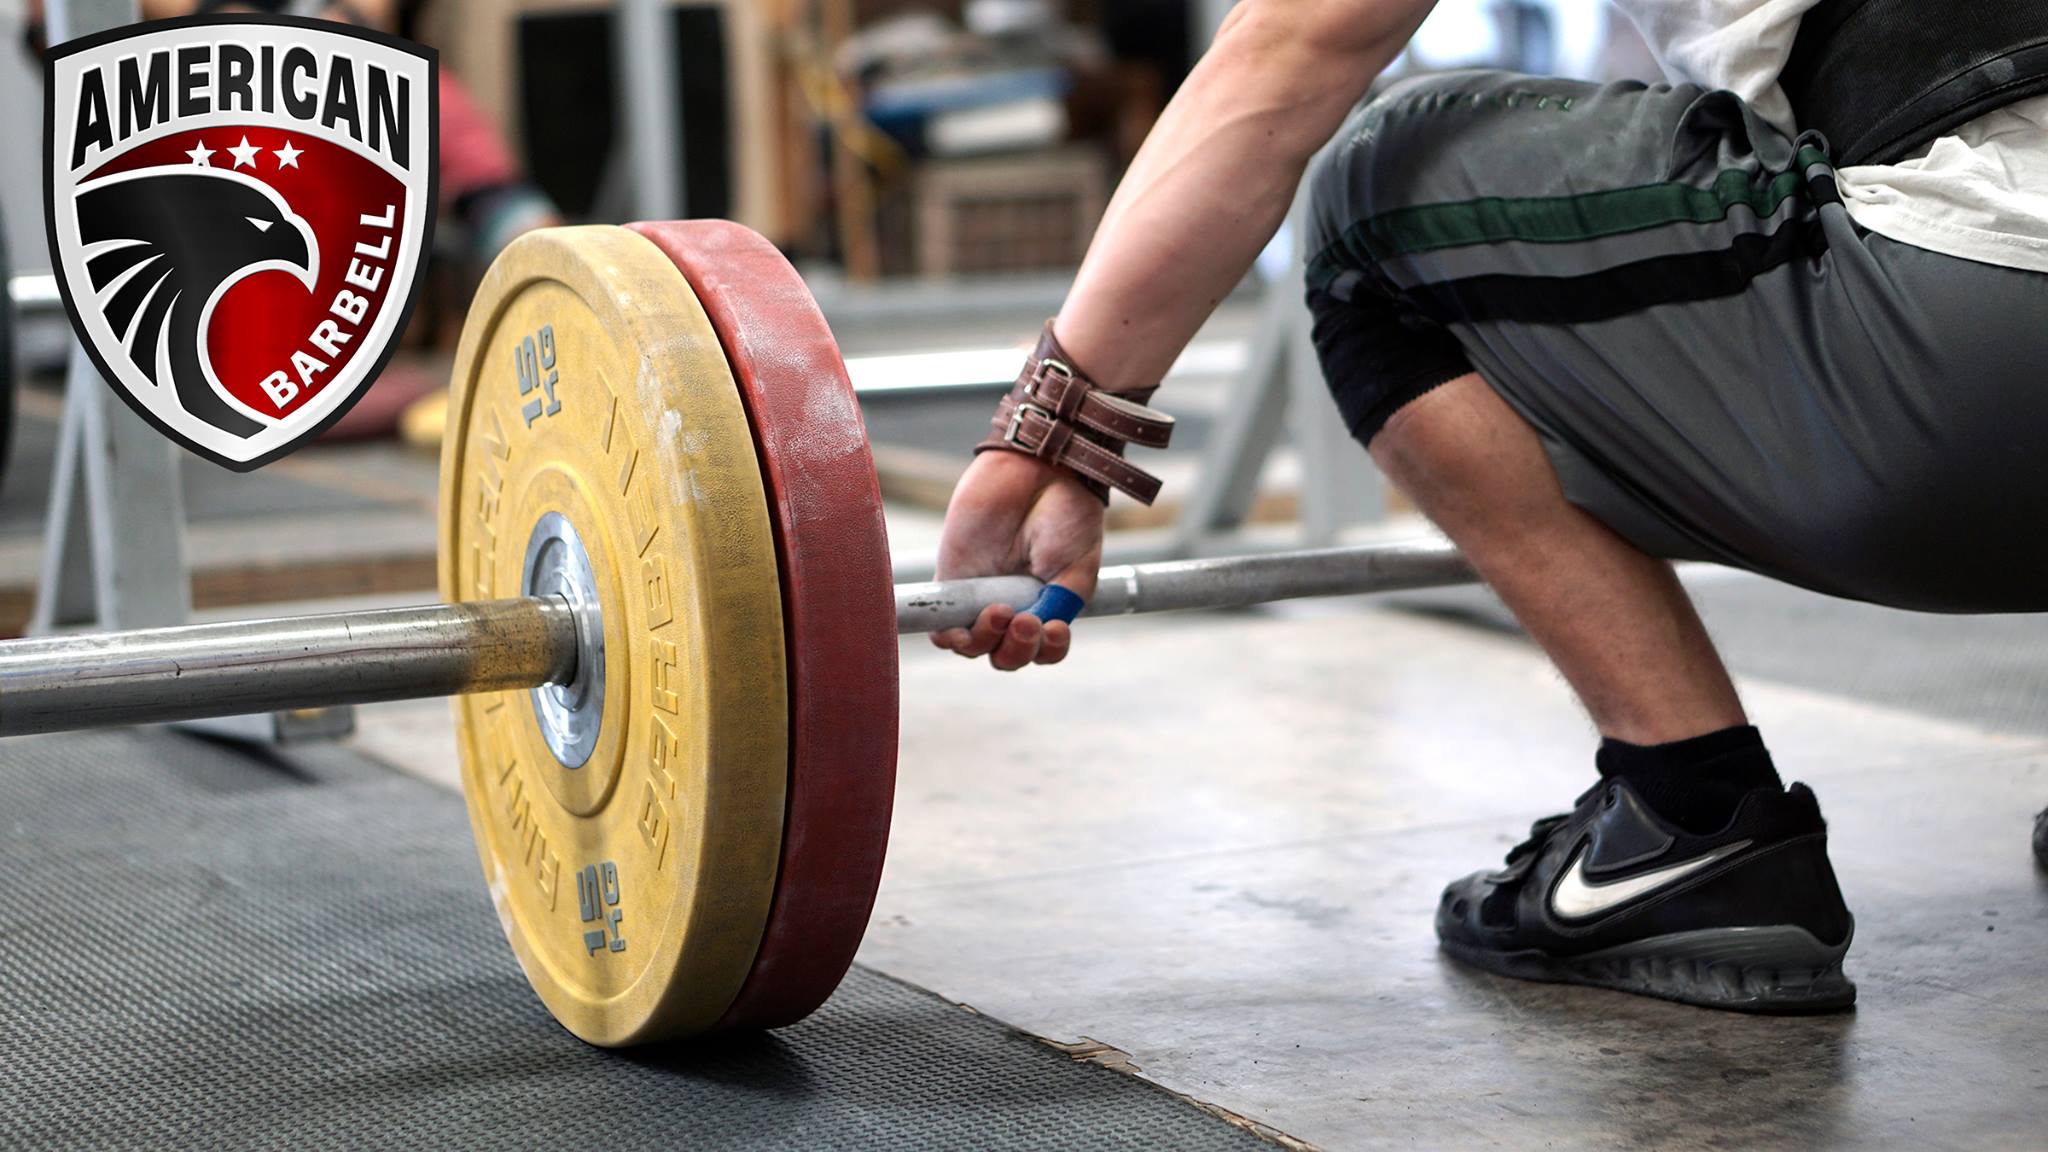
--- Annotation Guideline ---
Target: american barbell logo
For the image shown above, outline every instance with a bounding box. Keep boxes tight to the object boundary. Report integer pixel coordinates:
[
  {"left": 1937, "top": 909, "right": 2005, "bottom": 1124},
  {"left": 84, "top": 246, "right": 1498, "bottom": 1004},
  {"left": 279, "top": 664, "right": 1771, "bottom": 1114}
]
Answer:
[{"left": 45, "top": 15, "right": 436, "bottom": 470}]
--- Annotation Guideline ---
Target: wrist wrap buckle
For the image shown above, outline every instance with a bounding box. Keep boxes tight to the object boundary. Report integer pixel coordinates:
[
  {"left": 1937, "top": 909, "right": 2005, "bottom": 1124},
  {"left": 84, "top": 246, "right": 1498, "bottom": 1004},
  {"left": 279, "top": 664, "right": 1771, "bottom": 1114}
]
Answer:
[{"left": 976, "top": 323, "right": 1175, "bottom": 505}]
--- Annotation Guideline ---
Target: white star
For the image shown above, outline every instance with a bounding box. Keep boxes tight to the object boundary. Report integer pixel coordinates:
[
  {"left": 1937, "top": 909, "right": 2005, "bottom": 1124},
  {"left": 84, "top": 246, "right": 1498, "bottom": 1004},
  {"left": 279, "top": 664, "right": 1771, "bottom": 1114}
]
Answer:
[
  {"left": 227, "top": 136, "right": 261, "bottom": 169},
  {"left": 274, "top": 139, "right": 303, "bottom": 169},
  {"left": 186, "top": 140, "right": 214, "bottom": 166}
]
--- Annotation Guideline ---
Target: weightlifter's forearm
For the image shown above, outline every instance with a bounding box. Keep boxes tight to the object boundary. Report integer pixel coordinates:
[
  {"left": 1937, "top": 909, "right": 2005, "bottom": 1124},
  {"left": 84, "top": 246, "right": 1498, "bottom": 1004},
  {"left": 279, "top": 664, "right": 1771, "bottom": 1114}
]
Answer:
[{"left": 1051, "top": 0, "right": 1431, "bottom": 392}]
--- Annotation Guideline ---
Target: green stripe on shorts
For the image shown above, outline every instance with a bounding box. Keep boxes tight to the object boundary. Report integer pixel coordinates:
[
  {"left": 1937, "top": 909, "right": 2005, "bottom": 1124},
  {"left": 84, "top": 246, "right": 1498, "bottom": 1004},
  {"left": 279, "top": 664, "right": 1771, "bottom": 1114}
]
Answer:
[{"left": 1308, "top": 145, "right": 1829, "bottom": 293}]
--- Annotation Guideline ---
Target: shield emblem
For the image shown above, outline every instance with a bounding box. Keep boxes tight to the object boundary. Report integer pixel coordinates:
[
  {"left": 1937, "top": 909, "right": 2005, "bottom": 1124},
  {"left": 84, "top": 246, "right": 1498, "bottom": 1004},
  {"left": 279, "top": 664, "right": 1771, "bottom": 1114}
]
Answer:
[{"left": 44, "top": 15, "right": 436, "bottom": 471}]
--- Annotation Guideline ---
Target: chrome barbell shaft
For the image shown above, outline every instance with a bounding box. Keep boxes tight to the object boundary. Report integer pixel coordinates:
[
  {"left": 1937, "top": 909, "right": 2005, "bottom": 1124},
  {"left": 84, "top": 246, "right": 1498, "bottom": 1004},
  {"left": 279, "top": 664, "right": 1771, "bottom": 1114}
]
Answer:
[
  {"left": 0, "top": 540, "right": 1476, "bottom": 736},
  {"left": 891, "top": 540, "right": 1477, "bottom": 633},
  {"left": 0, "top": 598, "right": 579, "bottom": 737}
]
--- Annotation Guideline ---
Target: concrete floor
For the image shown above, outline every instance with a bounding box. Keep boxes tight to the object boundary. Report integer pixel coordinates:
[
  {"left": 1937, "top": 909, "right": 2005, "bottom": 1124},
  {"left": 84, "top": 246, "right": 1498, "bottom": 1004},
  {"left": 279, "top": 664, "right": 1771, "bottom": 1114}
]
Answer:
[
  {"left": 868, "top": 602, "right": 2046, "bottom": 1150},
  {"left": 347, "top": 507, "right": 2048, "bottom": 1150}
]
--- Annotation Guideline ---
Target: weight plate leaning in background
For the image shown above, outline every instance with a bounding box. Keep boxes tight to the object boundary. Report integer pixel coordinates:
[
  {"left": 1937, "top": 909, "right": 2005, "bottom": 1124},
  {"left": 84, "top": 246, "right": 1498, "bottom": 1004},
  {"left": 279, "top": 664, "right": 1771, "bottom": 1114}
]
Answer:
[
  {"left": 631, "top": 219, "right": 900, "bottom": 1032},
  {"left": 439, "top": 225, "right": 789, "bottom": 1046}
]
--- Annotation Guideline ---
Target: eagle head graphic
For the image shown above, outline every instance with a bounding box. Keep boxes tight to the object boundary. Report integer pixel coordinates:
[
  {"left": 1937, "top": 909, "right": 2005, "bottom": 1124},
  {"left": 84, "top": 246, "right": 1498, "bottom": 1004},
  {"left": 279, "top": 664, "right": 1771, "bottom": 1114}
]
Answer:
[{"left": 73, "top": 167, "right": 319, "bottom": 439}]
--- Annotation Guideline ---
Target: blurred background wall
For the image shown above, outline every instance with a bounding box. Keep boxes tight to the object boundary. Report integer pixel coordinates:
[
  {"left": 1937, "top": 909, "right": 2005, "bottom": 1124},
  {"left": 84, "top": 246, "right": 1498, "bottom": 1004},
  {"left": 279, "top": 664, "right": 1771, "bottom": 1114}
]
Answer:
[{"left": 0, "top": 0, "right": 1660, "bottom": 284}]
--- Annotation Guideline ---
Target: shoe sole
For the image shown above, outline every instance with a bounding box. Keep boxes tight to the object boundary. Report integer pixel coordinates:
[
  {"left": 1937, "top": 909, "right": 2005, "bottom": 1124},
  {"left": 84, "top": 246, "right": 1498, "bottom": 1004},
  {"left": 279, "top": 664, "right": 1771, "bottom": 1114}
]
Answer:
[{"left": 1439, "top": 923, "right": 1857, "bottom": 1014}]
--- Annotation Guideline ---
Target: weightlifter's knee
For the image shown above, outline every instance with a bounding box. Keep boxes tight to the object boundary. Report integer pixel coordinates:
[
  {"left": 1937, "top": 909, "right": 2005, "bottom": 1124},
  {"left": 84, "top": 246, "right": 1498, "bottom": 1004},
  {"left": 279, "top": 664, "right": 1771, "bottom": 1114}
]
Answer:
[{"left": 1304, "top": 283, "right": 1475, "bottom": 450}]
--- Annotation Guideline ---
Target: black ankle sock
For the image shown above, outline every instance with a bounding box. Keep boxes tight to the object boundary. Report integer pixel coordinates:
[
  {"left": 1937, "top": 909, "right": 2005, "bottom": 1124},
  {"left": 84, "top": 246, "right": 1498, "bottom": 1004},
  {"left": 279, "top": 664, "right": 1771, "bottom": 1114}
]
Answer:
[{"left": 1595, "top": 725, "right": 1783, "bottom": 835}]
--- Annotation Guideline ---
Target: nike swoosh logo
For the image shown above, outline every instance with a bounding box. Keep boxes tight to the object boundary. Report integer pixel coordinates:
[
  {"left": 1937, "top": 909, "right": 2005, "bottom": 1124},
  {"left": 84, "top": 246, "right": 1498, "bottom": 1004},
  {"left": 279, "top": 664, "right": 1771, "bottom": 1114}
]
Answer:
[{"left": 1549, "top": 840, "right": 1752, "bottom": 921}]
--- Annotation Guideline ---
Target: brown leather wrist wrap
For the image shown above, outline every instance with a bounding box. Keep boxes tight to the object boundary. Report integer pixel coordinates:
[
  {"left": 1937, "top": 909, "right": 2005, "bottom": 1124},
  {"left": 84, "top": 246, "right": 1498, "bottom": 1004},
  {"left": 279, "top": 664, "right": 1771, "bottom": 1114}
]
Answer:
[{"left": 974, "top": 323, "right": 1176, "bottom": 504}]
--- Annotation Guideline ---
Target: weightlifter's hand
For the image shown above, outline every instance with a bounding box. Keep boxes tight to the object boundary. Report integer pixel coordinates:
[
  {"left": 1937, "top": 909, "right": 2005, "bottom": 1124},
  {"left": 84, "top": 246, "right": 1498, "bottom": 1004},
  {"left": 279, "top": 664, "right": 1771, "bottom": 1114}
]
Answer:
[{"left": 931, "top": 450, "right": 1103, "bottom": 670}]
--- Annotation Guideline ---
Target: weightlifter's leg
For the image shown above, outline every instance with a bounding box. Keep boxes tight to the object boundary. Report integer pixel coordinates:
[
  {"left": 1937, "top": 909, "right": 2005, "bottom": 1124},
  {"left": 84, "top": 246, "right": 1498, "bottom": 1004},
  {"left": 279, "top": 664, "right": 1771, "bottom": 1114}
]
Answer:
[
  {"left": 1366, "top": 373, "right": 1744, "bottom": 747},
  {"left": 1305, "top": 71, "right": 1856, "bottom": 1011},
  {"left": 1330, "top": 360, "right": 1854, "bottom": 1014}
]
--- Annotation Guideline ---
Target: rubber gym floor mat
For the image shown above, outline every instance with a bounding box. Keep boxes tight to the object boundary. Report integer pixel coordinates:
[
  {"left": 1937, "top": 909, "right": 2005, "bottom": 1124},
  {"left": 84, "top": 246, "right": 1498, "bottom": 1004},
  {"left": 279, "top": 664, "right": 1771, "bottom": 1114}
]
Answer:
[{"left": 0, "top": 730, "right": 1281, "bottom": 1151}]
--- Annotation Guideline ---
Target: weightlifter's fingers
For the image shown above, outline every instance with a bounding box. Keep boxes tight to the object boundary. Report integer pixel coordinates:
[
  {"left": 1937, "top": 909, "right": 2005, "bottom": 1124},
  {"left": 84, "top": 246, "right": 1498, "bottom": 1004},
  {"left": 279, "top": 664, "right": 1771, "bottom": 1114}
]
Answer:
[
  {"left": 989, "top": 613, "right": 1044, "bottom": 672},
  {"left": 953, "top": 603, "right": 1016, "bottom": 659},
  {"left": 1035, "top": 620, "right": 1072, "bottom": 665},
  {"left": 930, "top": 627, "right": 972, "bottom": 652},
  {"left": 1048, "top": 553, "right": 1102, "bottom": 604}
]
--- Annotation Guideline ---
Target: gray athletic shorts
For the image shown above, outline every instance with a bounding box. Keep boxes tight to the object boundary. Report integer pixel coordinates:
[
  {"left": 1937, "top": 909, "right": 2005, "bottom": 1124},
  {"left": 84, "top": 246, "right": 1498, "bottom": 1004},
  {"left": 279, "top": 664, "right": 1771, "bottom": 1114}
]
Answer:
[{"left": 1304, "top": 70, "right": 2048, "bottom": 613}]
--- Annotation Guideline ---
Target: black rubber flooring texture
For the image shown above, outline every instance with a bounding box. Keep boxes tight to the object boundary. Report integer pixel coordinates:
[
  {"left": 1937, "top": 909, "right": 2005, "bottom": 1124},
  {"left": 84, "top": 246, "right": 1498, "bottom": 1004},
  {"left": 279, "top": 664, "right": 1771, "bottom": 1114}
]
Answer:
[{"left": 0, "top": 729, "right": 1274, "bottom": 1151}]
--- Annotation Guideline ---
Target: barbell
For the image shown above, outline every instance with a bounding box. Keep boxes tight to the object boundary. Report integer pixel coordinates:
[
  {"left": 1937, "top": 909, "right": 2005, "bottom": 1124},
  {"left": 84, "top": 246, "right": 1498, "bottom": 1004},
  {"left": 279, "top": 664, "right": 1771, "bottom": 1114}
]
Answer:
[
  {"left": 0, "top": 542, "right": 1475, "bottom": 735},
  {"left": 0, "top": 221, "right": 1479, "bottom": 1046}
]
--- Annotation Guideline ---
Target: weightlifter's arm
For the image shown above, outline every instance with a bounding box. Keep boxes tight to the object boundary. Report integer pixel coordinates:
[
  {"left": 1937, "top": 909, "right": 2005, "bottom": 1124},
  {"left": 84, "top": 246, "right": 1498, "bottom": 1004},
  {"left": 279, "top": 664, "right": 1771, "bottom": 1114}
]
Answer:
[{"left": 933, "top": 0, "right": 1436, "bottom": 669}]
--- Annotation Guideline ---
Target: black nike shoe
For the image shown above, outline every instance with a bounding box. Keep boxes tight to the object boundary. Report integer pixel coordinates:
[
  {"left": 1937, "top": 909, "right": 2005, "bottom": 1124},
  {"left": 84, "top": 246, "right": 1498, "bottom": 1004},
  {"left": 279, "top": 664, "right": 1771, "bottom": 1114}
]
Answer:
[
  {"left": 2033, "top": 807, "right": 2048, "bottom": 870},
  {"left": 1436, "top": 775, "right": 1856, "bottom": 1013}
]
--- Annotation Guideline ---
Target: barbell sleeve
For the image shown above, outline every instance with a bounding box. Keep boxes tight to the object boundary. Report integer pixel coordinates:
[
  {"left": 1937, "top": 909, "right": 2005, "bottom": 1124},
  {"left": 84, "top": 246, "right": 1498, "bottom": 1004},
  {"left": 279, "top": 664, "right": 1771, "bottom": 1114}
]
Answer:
[
  {"left": 0, "top": 541, "right": 1477, "bottom": 737},
  {"left": 0, "top": 598, "right": 580, "bottom": 737}
]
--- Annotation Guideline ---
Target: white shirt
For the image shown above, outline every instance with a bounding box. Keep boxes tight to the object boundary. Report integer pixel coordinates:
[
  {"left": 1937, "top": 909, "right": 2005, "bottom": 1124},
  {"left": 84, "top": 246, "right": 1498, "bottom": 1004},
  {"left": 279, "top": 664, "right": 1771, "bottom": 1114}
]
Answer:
[{"left": 1618, "top": 0, "right": 2048, "bottom": 273}]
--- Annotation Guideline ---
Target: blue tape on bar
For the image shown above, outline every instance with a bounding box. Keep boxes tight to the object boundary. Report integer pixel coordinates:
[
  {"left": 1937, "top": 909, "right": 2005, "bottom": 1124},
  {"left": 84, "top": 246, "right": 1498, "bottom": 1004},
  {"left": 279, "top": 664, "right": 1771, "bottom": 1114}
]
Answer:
[{"left": 1023, "top": 583, "right": 1085, "bottom": 625}]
